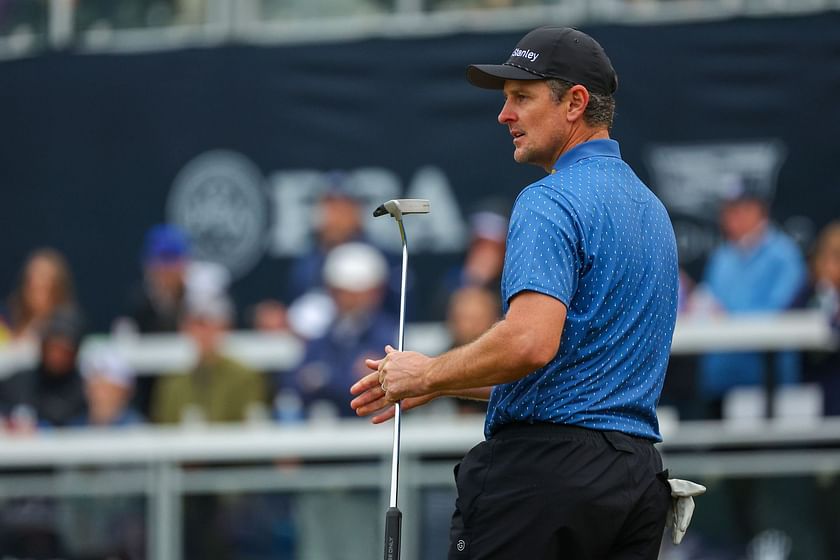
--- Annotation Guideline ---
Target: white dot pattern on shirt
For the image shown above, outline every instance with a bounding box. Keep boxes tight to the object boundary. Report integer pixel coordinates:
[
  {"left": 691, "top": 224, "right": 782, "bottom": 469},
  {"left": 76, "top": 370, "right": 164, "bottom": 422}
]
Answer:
[{"left": 486, "top": 149, "right": 679, "bottom": 441}]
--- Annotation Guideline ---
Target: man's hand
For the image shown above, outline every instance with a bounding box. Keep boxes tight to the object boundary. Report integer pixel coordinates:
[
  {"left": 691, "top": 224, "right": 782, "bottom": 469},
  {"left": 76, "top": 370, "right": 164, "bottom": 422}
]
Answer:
[{"left": 349, "top": 345, "right": 440, "bottom": 423}]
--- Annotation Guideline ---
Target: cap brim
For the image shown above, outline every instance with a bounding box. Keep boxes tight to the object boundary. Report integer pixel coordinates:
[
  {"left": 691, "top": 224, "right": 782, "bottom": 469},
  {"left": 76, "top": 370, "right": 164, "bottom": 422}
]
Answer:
[{"left": 466, "top": 64, "right": 545, "bottom": 89}]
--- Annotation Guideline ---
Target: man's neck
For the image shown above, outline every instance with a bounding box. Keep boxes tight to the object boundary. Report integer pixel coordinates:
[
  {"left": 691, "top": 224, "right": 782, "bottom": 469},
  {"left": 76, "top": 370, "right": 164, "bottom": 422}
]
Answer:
[
  {"left": 733, "top": 221, "right": 769, "bottom": 250},
  {"left": 546, "top": 127, "right": 610, "bottom": 173}
]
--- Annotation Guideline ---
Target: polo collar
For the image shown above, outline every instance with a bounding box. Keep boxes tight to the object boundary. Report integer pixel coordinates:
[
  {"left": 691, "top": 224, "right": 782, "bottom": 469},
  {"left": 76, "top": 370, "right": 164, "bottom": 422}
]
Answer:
[{"left": 552, "top": 138, "right": 621, "bottom": 174}]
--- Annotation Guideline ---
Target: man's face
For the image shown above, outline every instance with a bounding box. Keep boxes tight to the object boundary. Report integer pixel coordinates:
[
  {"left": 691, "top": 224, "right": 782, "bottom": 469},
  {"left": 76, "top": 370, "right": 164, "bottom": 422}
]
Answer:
[
  {"left": 86, "top": 376, "right": 131, "bottom": 426},
  {"left": 815, "top": 231, "right": 840, "bottom": 289},
  {"left": 447, "top": 288, "right": 499, "bottom": 346},
  {"left": 146, "top": 259, "right": 186, "bottom": 295},
  {"left": 330, "top": 286, "right": 383, "bottom": 316},
  {"left": 182, "top": 316, "right": 226, "bottom": 357},
  {"left": 318, "top": 196, "right": 362, "bottom": 248},
  {"left": 720, "top": 199, "right": 767, "bottom": 243},
  {"left": 42, "top": 336, "right": 77, "bottom": 375},
  {"left": 24, "top": 256, "right": 60, "bottom": 316},
  {"left": 498, "top": 80, "right": 570, "bottom": 170}
]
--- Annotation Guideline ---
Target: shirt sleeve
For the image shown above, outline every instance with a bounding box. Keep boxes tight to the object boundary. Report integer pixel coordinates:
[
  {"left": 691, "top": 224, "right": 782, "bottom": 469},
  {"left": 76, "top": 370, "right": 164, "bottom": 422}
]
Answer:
[{"left": 503, "top": 186, "right": 582, "bottom": 308}]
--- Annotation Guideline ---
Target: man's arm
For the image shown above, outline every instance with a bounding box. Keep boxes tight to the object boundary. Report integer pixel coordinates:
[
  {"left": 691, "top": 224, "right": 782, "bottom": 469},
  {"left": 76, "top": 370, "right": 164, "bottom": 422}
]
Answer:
[
  {"left": 350, "top": 291, "right": 566, "bottom": 422},
  {"left": 425, "top": 291, "right": 567, "bottom": 391}
]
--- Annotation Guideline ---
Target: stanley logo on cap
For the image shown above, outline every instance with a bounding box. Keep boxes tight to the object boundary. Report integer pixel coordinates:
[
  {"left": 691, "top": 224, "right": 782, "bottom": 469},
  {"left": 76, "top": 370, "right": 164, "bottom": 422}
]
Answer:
[{"left": 510, "top": 48, "right": 540, "bottom": 63}]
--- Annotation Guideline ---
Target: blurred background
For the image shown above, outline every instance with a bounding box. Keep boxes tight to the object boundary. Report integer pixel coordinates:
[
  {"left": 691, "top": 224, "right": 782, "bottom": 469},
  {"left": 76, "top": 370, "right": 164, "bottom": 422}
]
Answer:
[{"left": 0, "top": 0, "right": 839, "bottom": 558}]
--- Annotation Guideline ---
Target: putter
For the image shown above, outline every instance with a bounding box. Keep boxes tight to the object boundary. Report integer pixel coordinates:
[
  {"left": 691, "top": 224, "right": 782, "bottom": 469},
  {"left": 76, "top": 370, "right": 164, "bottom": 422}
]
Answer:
[{"left": 373, "top": 198, "right": 430, "bottom": 560}]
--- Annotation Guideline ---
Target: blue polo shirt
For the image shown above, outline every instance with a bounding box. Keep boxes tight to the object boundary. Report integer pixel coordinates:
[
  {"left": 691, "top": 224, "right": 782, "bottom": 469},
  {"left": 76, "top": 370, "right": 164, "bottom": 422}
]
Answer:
[{"left": 485, "top": 139, "right": 678, "bottom": 441}]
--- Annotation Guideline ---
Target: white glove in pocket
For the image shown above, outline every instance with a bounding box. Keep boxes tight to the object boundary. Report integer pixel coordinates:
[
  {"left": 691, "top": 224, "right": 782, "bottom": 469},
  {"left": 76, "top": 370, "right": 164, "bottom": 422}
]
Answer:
[{"left": 666, "top": 478, "right": 706, "bottom": 545}]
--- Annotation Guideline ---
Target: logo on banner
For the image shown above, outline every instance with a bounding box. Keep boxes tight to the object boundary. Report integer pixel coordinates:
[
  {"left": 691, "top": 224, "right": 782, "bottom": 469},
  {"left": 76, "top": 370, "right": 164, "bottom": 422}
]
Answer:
[
  {"left": 167, "top": 150, "right": 268, "bottom": 277},
  {"left": 166, "top": 152, "right": 470, "bottom": 276},
  {"left": 646, "top": 140, "right": 787, "bottom": 263}
]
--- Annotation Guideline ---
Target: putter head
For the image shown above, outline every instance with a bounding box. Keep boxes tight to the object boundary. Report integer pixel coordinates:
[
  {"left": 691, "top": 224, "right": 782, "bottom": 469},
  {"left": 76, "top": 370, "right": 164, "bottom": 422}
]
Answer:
[{"left": 373, "top": 199, "right": 430, "bottom": 219}]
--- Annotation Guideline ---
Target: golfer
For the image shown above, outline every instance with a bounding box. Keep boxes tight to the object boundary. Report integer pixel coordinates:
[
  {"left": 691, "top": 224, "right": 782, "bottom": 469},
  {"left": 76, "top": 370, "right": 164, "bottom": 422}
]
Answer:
[{"left": 351, "top": 26, "right": 678, "bottom": 559}]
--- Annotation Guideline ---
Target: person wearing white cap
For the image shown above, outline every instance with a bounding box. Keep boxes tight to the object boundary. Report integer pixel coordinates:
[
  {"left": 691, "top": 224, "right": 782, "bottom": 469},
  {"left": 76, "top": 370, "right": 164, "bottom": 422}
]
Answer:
[
  {"left": 286, "top": 242, "right": 397, "bottom": 421},
  {"left": 79, "top": 346, "right": 143, "bottom": 427},
  {"left": 288, "top": 242, "right": 397, "bottom": 560}
]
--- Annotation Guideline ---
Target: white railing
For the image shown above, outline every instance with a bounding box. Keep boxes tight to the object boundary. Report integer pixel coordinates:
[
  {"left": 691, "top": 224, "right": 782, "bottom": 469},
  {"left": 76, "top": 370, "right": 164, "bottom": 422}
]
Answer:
[
  {"left": 0, "top": 310, "right": 834, "bottom": 377},
  {"left": 1, "top": 416, "right": 840, "bottom": 559}
]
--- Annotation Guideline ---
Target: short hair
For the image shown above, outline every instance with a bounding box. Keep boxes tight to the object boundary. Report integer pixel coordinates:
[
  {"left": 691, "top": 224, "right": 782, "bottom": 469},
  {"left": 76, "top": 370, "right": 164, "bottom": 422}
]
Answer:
[{"left": 546, "top": 79, "right": 615, "bottom": 130}]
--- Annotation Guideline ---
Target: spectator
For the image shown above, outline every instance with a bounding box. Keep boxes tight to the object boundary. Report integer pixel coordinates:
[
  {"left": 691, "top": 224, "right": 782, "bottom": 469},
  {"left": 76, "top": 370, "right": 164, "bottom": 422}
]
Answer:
[
  {"left": 120, "top": 223, "right": 195, "bottom": 420},
  {"left": 794, "top": 221, "right": 840, "bottom": 414},
  {"left": 288, "top": 242, "right": 390, "bottom": 560},
  {"left": 0, "top": 309, "right": 87, "bottom": 429},
  {"left": 446, "top": 285, "right": 501, "bottom": 347},
  {"left": 696, "top": 185, "right": 806, "bottom": 417},
  {"left": 123, "top": 223, "right": 191, "bottom": 334},
  {"left": 286, "top": 174, "right": 367, "bottom": 305},
  {"left": 77, "top": 346, "right": 143, "bottom": 427},
  {"left": 287, "top": 242, "right": 396, "bottom": 419},
  {"left": 677, "top": 268, "right": 696, "bottom": 314},
  {"left": 798, "top": 221, "right": 840, "bottom": 326},
  {"left": 151, "top": 295, "right": 267, "bottom": 424},
  {"left": 149, "top": 293, "right": 269, "bottom": 560},
  {"left": 250, "top": 299, "right": 290, "bottom": 333},
  {"left": 434, "top": 204, "right": 508, "bottom": 318},
  {"left": 285, "top": 175, "right": 404, "bottom": 338},
  {"left": 57, "top": 348, "right": 145, "bottom": 560},
  {"left": 3, "top": 248, "right": 77, "bottom": 343},
  {"left": 658, "top": 268, "right": 702, "bottom": 420},
  {"left": 445, "top": 285, "right": 501, "bottom": 415}
]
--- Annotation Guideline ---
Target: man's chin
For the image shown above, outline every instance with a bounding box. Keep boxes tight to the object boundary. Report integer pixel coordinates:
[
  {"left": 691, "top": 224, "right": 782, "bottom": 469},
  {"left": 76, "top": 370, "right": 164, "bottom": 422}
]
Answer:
[{"left": 513, "top": 149, "right": 544, "bottom": 168}]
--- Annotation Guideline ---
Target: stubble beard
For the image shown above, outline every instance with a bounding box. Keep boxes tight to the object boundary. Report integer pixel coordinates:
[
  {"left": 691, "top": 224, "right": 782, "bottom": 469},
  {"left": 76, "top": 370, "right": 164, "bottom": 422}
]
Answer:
[{"left": 513, "top": 142, "right": 550, "bottom": 169}]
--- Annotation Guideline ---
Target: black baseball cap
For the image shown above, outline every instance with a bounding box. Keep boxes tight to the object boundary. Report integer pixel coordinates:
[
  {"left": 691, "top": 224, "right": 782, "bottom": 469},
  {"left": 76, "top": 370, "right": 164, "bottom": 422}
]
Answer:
[{"left": 467, "top": 27, "right": 618, "bottom": 95}]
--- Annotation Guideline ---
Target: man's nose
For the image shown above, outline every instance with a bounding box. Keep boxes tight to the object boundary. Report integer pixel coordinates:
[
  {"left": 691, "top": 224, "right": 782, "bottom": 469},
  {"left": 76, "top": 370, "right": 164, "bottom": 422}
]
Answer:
[{"left": 498, "top": 101, "right": 516, "bottom": 124}]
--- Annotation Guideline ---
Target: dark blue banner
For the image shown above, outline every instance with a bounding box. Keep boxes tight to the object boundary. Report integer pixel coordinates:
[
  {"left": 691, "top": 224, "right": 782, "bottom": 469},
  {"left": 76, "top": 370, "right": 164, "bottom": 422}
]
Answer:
[{"left": 1, "top": 13, "right": 838, "bottom": 329}]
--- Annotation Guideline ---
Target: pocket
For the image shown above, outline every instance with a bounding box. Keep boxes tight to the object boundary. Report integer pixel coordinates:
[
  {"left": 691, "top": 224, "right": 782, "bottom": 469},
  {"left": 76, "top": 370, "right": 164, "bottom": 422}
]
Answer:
[
  {"left": 655, "top": 469, "right": 673, "bottom": 511},
  {"left": 602, "top": 431, "right": 636, "bottom": 453},
  {"left": 453, "top": 440, "right": 495, "bottom": 528}
]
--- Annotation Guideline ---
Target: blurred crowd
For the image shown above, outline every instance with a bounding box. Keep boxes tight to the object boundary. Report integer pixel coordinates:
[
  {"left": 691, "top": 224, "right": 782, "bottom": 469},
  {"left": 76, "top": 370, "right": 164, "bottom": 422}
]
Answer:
[
  {"left": 660, "top": 185, "right": 840, "bottom": 422},
  {"left": 0, "top": 183, "right": 508, "bottom": 558},
  {"left": 1, "top": 180, "right": 838, "bottom": 438},
  {"left": 0, "top": 184, "right": 508, "bottom": 436},
  {"left": 0, "top": 177, "right": 838, "bottom": 558}
]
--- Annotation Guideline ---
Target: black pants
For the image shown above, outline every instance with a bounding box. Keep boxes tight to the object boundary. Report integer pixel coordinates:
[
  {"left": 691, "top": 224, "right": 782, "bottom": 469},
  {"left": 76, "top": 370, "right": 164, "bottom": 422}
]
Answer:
[{"left": 448, "top": 423, "right": 670, "bottom": 560}]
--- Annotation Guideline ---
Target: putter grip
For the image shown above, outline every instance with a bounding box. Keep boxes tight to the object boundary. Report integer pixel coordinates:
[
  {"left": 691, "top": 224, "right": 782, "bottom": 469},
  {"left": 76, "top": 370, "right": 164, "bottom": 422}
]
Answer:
[{"left": 383, "top": 507, "right": 402, "bottom": 560}]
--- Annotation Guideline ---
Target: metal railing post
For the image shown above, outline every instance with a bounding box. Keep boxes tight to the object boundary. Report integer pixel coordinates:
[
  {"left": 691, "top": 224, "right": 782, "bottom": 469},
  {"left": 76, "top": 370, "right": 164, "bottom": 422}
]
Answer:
[
  {"left": 147, "top": 461, "right": 182, "bottom": 560},
  {"left": 47, "top": 0, "right": 73, "bottom": 48}
]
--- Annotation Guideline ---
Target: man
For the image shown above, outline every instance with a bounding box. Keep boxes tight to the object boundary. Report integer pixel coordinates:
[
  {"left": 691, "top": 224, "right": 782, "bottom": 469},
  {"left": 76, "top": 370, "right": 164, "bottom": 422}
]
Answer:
[
  {"left": 284, "top": 176, "right": 404, "bottom": 338},
  {"left": 0, "top": 308, "right": 88, "bottom": 428},
  {"left": 351, "top": 27, "right": 679, "bottom": 558},
  {"left": 445, "top": 285, "right": 501, "bottom": 415},
  {"left": 698, "top": 185, "right": 806, "bottom": 416},
  {"left": 78, "top": 346, "right": 143, "bottom": 427},
  {"left": 151, "top": 294, "right": 266, "bottom": 424},
  {"left": 149, "top": 294, "right": 268, "bottom": 560},
  {"left": 289, "top": 241, "right": 397, "bottom": 420},
  {"left": 125, "top": 223, "right": 191, "bottom": 334}
]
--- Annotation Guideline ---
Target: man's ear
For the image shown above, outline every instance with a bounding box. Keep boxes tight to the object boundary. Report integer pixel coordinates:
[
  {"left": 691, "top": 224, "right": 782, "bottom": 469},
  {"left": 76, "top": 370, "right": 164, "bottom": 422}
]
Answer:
[{"left": 566, "top": 85, "right": 590, "bottom": 123}]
